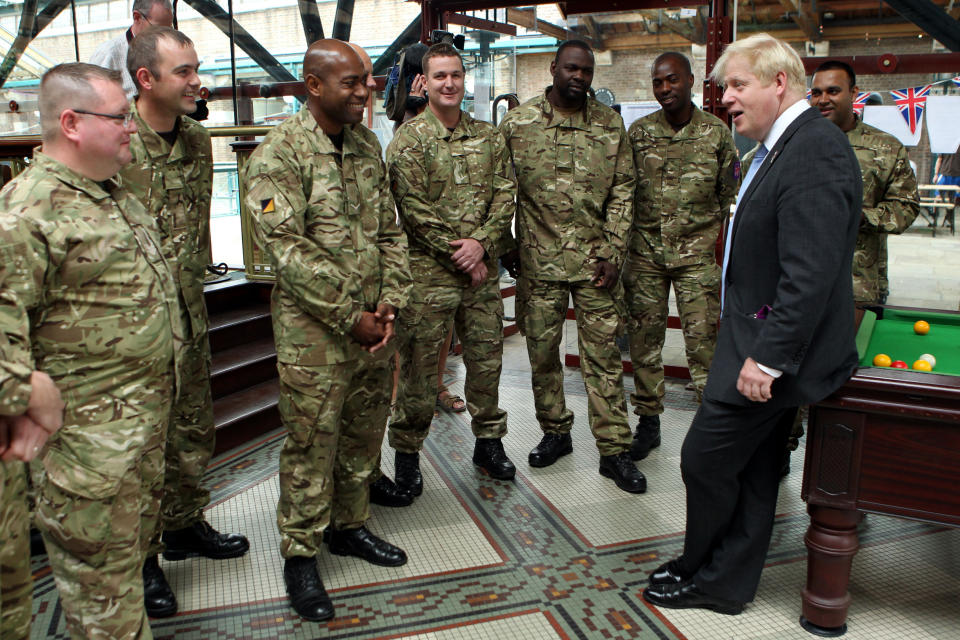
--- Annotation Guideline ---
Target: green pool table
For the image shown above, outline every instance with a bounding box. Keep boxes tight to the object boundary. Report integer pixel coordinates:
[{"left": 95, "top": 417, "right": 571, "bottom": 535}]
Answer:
[
  {"left": 801, "top": 306, "right": 960, "bottom": 636},
  {"left": 857, "top": 307, "right": 960, "bottom": 375}
]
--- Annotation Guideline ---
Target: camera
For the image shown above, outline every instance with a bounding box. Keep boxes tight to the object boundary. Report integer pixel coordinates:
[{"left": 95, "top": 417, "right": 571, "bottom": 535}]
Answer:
[{"left": 430, "top": 29, "right": 465, "bottom": 49}]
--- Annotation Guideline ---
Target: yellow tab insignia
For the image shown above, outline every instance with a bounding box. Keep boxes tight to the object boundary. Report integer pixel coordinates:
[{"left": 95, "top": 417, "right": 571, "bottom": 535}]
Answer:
[{"left": 261, "top": 198, "right": 275, "bottom": 213}]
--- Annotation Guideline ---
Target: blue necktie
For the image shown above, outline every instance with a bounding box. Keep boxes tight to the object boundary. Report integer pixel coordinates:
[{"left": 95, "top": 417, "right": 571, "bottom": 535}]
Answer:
[{"left": 721, "top": 144, "right": 768, "bottom": 311}]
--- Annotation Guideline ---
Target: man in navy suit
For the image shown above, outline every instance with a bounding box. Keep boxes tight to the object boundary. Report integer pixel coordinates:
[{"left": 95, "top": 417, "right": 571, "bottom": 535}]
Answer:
[{"left": 643, "top": 33, "right": 861, "bottom": 614}]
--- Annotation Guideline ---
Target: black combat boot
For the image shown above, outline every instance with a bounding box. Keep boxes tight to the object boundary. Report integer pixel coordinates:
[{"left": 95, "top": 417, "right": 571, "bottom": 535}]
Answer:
[
  {"left": 629, "top": 414, "right": 662, "bottom": 461},
  {"left": 473, "top": 438, "right": 516, "bottom": 480},
  {"left": 394, "top": 451, "right": 423, "bottom": 496}
]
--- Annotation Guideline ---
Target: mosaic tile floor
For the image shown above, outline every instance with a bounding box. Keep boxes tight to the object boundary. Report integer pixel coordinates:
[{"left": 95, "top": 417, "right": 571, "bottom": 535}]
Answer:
[{"left": 30, "top": 336, "right": 960, "bottom": 639}]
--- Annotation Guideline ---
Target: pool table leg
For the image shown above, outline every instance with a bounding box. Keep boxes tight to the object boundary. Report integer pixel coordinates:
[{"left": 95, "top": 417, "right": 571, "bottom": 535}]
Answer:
[{"left": 800, "top": 504, "right": 861, "bottom": 636}]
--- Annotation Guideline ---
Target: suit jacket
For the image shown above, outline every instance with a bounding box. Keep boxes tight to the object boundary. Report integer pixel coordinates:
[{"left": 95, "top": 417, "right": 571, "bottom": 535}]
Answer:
[{"left": 706, "top": 107, "right": 861, "bottom": 407}]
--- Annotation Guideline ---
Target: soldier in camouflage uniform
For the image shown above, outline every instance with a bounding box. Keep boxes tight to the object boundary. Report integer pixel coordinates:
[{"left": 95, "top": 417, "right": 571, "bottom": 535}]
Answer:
[
  {"left": 625, "top": 53, "right": 738, "bottom": 461},
  {"left": 121, "top": 27, "right": 249, "bottom": 619},
  {"left": 385, "top": 43, "right": 517, "bottom": 495},
  {"left": 243, "top": 40, "right": 411, "bottom": 623},
  {"left": 810, "top": 61, "right": 918, "bottom": 306},
  {"left": 499, "top": 40, "right": 645, "bottom": 493},
  {"left": 0, "top": 63, "right": 181, "bottom": 639}
]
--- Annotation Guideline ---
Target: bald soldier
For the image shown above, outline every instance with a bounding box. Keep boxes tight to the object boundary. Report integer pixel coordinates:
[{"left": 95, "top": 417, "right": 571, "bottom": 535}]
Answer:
[
  {"left": 0, "top": 62, "right": 181, "bottom": 639},
  {"left": 243, "top": 40, "right": 411, "bottom": 622}
]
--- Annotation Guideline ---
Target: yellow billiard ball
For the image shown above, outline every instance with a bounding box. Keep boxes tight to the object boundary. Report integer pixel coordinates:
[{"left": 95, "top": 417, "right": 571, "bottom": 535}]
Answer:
[
  {"left": 912, "top": 359, "right": 933, "bottom": 372},
  {"left": 919, "top": 353, "right": 936, "bottom": 368},
  {"left": 914, "top": 320, "right": 930, "bottom": 335},
  {"left": 872, "top": 353, "right": 892, "bottom": 367}
]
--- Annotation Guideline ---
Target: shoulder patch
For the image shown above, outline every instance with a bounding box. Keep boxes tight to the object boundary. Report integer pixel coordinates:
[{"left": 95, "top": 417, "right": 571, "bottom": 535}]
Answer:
[{"left": 261, "top": 198, "right": 275, "bottom": 213}]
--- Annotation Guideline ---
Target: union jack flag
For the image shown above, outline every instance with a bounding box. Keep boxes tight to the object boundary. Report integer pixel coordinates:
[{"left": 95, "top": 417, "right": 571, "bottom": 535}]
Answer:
[
  {"left": 890, "top": 85, "right": 931, "bottom": 135},
  {"left": 852, "top": 91, "right": 871, "bottom": 116},
  {"left": 805, "top": 88, "right": 811, "bottom": 101},
  {"left": 953, "top": 76, "right": 960, "bottom": 88}
]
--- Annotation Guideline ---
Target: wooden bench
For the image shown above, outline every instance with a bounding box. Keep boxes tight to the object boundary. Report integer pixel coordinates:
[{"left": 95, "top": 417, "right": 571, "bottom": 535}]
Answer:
[{"left": 918, "top": 184, "right": 958, "bottom": 236}]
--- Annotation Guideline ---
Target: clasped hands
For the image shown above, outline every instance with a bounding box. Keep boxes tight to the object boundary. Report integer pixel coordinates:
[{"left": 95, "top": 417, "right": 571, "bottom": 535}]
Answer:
[
  {"left": 0, "top": 371, "right": 64, "bottom": 462},
  {"left": 450, "top": 238, "right": 487, "bottom": 287},
  {"left": 350, "top": 303, "right": 398, "bottom": 354}
]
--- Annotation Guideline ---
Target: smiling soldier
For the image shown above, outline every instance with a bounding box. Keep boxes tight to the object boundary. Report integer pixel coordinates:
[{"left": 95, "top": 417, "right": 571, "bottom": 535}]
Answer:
[
  {"left": 121, "top": 26, "right": 249, "bottom": 619},
  {"left": 385, "top": 43, "right": 518, "bottom": 496},
  {"left": 243, "top": 39, "right": 411, "bottom": 622},
  {"left": 623, "top": 52, "right": 738, "bottom": 461}
]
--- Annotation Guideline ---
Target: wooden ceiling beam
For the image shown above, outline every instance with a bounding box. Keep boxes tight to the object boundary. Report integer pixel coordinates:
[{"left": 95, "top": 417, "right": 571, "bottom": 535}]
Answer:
[
  {"left": 778, "top": 0, "right": 822, "bottom": 40},
  {"left": 505, "top": 8, "right": 592, "bottom": 45}
]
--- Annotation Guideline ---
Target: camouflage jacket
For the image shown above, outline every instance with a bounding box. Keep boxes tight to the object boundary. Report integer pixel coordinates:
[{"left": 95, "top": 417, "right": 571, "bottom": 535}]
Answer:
[
  {"left": 499, "top": 90, "right": 635, "bottom": 282},
  {"left": 0, "top": 152, "right": 181, "bottom": 480},
  {"left": 244, "top": 108, "right": 411, "bottom": 365},
  {"left": 629, "top": 106, "right": 737, "bottom": 267},
  {"left": 386, "top": 107, "right": 516, "bottom": 286},
  {"left": 847, "top": 118, "right": 919, "bottom": 303},
  {"left": 120, "top": 103, "right": 213, "bottom": 338}
]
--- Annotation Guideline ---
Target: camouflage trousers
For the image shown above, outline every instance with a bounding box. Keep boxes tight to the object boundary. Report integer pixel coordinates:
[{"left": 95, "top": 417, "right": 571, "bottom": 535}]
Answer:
[
  {"left": 517, "top": 277, "right": 631, "bottom": 456},
  {"left": 1, "top": 461, "right": 30, "bottom": 640},
  {"left": 623, "top": 257, "right": 720, "bottom": 415},
  {"left": 389, "top": 273, "right": 507, "bottom": 453},
  {"left": 35, "top": 388, "right": 170, "bottom": 640},
  {"left": 150, "top": 314, "right": 215, "bottom": 555},
  {"left": 276, "top": 355, "right": 392, "bottom": 559}
]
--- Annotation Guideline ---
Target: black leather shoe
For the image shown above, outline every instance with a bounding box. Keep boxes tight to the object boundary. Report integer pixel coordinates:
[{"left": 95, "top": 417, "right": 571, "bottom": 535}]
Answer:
[
  {"left": 649, "top": 559, "right": 690, "bottom": 586},
  {"left": 395, "top": 451, "right": 423, "bottom": 496},
  {"left": 528, "top": 432, "right": 573, "bottom": 468},
  {"left": 370, "top": 475, "right": 414, "bottom": 507},
  {"left": 643, "top": 580, "right": 744, "bottom": 615},
  {"left": 629, "top": 415, "right": 662, "bottom": 461},
  {"left": 599, "top": 453, "right": 647, "bottom": 493},
  {"left": 163, "top": 520, "right": 250, "bottom": 560},
  {"left": 473, "top": 438, "right": 516, "bottom": 480},
  {"left": 143, "top": 555, "right": 177, "bottom": 618},
  {"left": 328, "top": 526, "right": 407, "bottom": 567},
  {"left": 283, "top": 556, "right": 334, "bottom": 622}
]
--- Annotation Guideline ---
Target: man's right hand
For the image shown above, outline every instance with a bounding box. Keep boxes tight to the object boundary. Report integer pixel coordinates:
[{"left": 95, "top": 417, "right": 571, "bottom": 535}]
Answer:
[
  {"left": 0, "top": 415, "right": 52, "bottom": 462},
  {"left": 350, "top": 311, "right": 386, "bottom": 349},
  {"left": 28, "top": 371, "right": 64, "bottom": 435},
  {"left": 468, "top": 261, "right": 488, "bottom": 287}
]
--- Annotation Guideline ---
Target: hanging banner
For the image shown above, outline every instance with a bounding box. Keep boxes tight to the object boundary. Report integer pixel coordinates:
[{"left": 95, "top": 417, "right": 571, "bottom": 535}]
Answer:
[
  {"left": 925, "top": 96, "right": 960, "bottom": 154},
  {"left": 862, "top": 105, "right": 923, "bottom": 147},
  {"left": 890, "top": 85, "right": 931, "bottom": 135}
]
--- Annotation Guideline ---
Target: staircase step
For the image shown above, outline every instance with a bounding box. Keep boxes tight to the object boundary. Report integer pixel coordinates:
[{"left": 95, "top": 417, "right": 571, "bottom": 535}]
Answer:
[
  {"left": 210, "top": 336, "right": 278, "bottom": 399},
  {"left": 212, "top": 379, "right": 281, "bottom": 455},
  {"left": 208, "top": 304, "right": 273, "bottom": 352}
]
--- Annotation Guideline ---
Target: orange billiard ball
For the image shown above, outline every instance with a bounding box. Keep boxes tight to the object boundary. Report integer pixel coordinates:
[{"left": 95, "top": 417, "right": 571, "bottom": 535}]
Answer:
[
  {"left": 914, "top": 320, "right": 930, "bottom": 335},
  {"left": 872, "top": 354, "right": 892, "bottom": 367}
]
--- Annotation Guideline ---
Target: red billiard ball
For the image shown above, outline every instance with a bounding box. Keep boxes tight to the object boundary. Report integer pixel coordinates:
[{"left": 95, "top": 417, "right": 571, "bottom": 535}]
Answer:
[{"left": 891, "top": 360, "right": 908, "bottom": 369}]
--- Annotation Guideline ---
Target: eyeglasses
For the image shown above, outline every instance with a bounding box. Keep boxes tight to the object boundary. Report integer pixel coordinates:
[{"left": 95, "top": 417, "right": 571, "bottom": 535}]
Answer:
[{"left": 72, "top": 109, "right": 134, "bottom": 126}]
